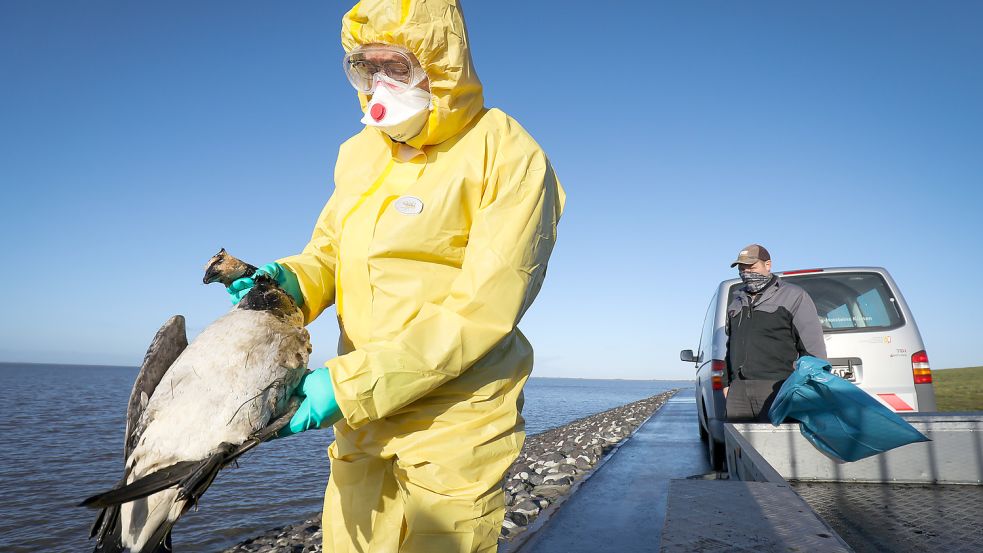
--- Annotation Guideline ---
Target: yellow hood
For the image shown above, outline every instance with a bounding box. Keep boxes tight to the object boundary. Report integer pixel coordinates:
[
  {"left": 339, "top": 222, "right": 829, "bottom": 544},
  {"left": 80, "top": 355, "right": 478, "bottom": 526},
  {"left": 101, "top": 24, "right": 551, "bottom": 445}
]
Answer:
[{"left": 341, "top": 0, "right": 484, "bottom": 149}]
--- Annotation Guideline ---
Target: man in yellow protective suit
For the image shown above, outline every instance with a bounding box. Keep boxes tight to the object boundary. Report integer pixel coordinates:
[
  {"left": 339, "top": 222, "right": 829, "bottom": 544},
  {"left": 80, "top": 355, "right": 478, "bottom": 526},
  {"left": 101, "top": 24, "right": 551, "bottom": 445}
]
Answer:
[{"left": 228, "top": 1, "right": 564, "bottom": 551}]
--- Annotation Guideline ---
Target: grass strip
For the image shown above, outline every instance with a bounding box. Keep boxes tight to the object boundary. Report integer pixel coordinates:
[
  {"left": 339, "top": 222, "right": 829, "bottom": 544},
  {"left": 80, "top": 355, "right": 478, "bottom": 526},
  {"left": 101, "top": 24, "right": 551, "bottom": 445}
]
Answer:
[{"left": 932, "top": 366, "right": 983, "bottom": 411}]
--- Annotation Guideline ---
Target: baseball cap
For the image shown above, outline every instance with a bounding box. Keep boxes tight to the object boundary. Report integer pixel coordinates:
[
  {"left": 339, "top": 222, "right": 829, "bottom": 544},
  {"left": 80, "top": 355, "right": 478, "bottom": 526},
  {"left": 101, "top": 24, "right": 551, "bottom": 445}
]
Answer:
[{"left": 730, "top": 244, "right": 771, "bottom": 268}]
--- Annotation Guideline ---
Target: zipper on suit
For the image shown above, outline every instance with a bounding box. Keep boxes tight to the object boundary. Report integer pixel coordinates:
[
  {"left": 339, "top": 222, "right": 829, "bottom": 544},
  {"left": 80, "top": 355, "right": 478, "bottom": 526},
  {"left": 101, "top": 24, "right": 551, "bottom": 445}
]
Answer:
[{"left": 335, "top": 158, "right": 396, "bottom": 318}]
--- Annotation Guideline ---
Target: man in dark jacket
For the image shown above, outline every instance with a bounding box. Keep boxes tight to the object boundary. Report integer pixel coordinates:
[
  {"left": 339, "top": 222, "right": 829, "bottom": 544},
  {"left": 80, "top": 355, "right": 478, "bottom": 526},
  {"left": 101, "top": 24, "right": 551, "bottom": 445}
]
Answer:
[{"left": 724, "top": 244, "right": 827, "bottom": 421}]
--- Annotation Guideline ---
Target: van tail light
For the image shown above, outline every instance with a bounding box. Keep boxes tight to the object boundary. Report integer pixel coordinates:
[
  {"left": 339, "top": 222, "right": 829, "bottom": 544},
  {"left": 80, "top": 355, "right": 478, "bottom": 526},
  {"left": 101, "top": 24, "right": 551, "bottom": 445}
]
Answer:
[
  {"left": 911, "top": 350, "right": 932, "bottom": 384},
  {"left": 711, "top": 359, "right": 726, "bottom": 390}
]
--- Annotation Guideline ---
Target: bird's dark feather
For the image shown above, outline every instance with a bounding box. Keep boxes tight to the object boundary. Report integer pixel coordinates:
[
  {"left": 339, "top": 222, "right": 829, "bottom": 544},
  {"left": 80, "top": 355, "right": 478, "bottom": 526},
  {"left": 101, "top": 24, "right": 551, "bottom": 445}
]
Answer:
[
  {"left": 80, "top": 460, "right": 201, "bottom": 509},
  {"left": 82, "top": 398, "right": 300, "bottom": 509},
  {"left": 126, "top": 316, "right": 188, "bottom": 459}
]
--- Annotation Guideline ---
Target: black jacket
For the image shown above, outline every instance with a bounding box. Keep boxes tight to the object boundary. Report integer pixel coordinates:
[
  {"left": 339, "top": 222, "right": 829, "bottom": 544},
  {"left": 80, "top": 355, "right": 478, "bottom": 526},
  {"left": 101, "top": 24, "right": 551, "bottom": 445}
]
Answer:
[{"left": 724, "top": 276, "right": 827, "bottom": 386}]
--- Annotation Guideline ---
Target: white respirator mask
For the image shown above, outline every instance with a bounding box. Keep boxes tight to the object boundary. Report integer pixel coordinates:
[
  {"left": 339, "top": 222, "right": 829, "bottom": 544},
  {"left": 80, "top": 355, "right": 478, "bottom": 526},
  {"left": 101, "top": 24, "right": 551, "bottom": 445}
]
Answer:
[{"left": 360, "top": 74, "right": 432, "bottom": 142}]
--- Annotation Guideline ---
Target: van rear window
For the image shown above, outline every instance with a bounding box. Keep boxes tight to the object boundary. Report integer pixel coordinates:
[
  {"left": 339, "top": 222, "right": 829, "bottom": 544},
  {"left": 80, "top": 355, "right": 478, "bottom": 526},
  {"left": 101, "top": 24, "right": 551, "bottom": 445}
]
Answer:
[{"left": 728, "top": 273, "right": 904, "bottom": 332}]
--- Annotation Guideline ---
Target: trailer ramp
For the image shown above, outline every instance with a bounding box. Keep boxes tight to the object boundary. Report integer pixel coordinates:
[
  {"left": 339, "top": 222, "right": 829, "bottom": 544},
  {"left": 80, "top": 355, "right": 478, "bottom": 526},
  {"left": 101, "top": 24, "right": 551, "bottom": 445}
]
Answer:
[
  {"left": 726, "top": 413, "right": 983, "bottom": 553},
  {"left": 660, "top": 479, "right": 852, "bottom": 552},
  {"left": 793, "top": 481, "right": 983, "bottom": 553}
]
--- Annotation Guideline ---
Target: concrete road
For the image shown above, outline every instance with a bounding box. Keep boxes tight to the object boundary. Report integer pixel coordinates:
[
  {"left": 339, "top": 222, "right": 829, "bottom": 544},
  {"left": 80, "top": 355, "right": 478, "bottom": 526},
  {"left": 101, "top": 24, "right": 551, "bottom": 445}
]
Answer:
[{"left": 515, "top": 394, "right": 710, "bottom": 553}]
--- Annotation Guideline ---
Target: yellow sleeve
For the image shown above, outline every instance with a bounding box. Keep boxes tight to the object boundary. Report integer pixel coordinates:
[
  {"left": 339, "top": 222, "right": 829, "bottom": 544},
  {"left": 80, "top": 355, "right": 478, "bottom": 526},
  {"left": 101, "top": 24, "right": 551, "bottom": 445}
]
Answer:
[
  {"left": 277, "top": 192, "right": 342, "bottom": 325},
  {"left": 329, "top": 143, "right": 565, "bottom": 428}
]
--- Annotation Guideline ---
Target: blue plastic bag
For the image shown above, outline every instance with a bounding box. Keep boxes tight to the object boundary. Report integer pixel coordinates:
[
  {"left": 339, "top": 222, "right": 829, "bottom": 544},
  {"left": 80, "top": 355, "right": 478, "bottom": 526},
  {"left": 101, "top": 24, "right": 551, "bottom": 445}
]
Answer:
[{"left": 768, "top": 356, "right": 930, "bottom": 462}]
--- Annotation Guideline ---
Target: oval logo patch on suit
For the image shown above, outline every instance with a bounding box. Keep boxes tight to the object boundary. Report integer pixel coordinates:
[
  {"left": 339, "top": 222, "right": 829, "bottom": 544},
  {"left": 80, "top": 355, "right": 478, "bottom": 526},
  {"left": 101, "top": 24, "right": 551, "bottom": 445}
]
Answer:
[{"left": 394, "top": 196, "right": 424, "bottom": 215}]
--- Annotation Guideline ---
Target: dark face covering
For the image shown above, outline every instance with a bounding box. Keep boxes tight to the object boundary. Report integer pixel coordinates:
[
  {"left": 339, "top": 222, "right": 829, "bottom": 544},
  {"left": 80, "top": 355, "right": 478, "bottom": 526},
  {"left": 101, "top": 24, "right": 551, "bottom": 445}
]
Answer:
[{"left": 740, "top": 270, "right": 772, "bottom": 293}]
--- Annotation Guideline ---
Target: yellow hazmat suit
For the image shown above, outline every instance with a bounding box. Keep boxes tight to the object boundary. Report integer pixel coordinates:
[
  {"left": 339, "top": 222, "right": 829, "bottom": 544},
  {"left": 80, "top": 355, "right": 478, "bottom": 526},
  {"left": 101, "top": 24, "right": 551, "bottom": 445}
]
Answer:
[{"left": 277, "top": 1, "right": 564, "bottom": 551}]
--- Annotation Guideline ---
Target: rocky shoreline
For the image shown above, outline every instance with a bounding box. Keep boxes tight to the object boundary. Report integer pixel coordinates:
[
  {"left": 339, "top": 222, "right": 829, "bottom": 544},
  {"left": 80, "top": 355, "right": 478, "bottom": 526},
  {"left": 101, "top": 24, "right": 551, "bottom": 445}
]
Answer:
[{"left": 222, "top": 390, "right": 678, "bottom": 552}]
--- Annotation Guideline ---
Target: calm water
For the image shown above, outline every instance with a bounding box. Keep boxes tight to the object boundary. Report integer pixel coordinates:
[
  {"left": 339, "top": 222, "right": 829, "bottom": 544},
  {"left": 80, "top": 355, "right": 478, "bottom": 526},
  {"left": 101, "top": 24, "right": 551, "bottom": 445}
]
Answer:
[{"left": 0, "top": 363, "right": 690, "bottom": 552}]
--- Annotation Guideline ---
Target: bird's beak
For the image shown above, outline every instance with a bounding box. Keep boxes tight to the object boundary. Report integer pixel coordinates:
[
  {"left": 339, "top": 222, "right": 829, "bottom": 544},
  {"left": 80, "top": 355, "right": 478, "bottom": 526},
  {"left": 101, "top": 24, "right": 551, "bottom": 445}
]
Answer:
[
  {"left": 203, "top": 263, "right": 224, "bottom": 285},
  {"left": 203, "top": 248, "right": 232, "bottom": 286}
]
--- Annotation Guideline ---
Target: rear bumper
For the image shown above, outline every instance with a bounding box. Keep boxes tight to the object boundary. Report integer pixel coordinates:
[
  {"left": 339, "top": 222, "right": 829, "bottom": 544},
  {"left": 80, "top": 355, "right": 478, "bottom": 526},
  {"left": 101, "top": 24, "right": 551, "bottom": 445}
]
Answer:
[{"left": 914, "top": 383, "right": 937, "bottom": 411}]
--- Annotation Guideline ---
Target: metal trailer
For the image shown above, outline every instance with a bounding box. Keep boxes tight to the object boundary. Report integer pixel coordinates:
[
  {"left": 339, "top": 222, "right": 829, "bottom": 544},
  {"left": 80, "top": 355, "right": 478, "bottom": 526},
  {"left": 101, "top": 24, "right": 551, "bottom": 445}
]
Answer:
[{"left": 724, "top": 413, "right": 983, "bottom": 552}]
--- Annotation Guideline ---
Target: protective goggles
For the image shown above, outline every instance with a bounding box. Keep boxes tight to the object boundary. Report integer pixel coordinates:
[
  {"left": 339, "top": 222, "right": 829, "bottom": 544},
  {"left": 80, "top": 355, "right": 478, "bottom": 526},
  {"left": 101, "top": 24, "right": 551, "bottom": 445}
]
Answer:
[{"left": 343, "top": 45, "right": 427, "bottom": 94}]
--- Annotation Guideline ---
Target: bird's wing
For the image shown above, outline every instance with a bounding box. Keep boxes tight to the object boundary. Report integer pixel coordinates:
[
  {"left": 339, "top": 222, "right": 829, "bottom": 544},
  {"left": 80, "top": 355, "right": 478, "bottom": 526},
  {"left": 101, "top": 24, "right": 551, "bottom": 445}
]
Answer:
[
  {"left": 224, "top": 395, "right": 302, "bottom": 463},
  {"left": 81, "top": 396, "right": 301, "bottom": 511},
  {"left": 125, "top": 316, "right": 188, "bottom": 459}
]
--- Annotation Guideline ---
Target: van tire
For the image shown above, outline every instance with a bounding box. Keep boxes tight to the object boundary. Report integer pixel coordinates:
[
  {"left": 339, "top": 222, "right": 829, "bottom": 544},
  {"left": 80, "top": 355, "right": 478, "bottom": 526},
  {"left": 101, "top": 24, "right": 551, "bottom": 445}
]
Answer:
[
  {"left": 698, "top": 402, "right": 709, "bottom": 442},
  {"left": 708, "top": 438, "right": 725, "bottom": 471}
]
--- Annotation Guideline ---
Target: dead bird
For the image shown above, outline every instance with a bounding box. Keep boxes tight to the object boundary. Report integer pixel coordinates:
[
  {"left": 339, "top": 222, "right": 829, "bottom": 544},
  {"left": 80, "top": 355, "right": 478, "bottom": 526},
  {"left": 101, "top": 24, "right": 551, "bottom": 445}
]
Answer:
[{"left": 81, "top": 249, "right": 311, "bottom": 553}]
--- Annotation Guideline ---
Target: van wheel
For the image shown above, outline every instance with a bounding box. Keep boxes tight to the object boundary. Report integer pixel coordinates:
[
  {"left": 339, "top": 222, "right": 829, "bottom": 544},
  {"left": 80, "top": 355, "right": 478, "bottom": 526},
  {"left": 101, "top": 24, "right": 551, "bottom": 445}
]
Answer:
[
  {"left": 698, "top": 402, "right": 709, "bottom": 442},
  {"left": 707, "top": 438, "right": 725, "bottom": 471}
]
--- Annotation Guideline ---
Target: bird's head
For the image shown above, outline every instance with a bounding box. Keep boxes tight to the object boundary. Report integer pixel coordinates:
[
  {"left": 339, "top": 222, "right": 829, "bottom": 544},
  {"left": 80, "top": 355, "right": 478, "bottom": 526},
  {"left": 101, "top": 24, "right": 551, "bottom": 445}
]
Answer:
[{"left": 202, "top": 249, "right": 258, "bottom": 287}]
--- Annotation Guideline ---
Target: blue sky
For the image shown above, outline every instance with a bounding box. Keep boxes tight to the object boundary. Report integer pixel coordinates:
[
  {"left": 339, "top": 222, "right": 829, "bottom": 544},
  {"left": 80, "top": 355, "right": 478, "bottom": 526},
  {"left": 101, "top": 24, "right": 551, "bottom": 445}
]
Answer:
[{"left": 2, "top": 1, "right": 981, "bottom": 379}]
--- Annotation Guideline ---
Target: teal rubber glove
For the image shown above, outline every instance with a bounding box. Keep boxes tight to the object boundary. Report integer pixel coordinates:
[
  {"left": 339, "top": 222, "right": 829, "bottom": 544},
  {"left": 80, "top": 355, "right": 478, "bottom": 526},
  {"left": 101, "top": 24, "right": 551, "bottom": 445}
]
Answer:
[
  {"left": 227, "top": 262, "right": 304, "bottom": 307},
  {"left": 277, "top": 367, "right": 343, "bottom": 438}
]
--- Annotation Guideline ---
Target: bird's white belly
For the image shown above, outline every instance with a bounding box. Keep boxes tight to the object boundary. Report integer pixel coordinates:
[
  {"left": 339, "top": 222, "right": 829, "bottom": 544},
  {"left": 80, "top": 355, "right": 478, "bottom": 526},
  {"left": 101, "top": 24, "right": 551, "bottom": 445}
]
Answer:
[{"left": 128, "top": 309, "right": 308, "bottom": 474}]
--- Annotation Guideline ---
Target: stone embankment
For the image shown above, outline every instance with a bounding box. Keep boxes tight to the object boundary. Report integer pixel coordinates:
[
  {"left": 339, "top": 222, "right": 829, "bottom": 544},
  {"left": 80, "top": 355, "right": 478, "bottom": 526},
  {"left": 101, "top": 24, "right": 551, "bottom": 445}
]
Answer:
[{"left": 222, "top": 390, "right": 678, "bottom": 552}]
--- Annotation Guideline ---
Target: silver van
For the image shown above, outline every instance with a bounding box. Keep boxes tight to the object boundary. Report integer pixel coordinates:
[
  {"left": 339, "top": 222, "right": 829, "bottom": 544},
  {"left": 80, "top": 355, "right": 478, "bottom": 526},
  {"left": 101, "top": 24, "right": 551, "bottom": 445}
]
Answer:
[{"left": 680, "top": 266, "right": 937, "bottom": 470}]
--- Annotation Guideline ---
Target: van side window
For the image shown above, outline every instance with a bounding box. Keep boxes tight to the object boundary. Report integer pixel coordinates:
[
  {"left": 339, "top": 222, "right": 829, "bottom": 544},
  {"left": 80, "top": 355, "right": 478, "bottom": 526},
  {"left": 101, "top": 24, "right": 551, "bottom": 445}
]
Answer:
[{"left": 697, "top": 292, "right": 717, "bottom": 366}]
